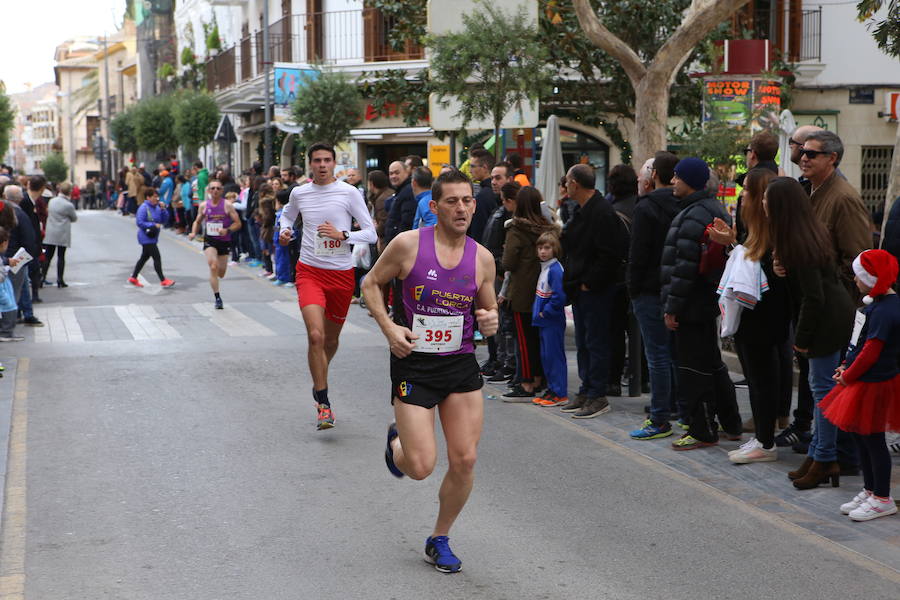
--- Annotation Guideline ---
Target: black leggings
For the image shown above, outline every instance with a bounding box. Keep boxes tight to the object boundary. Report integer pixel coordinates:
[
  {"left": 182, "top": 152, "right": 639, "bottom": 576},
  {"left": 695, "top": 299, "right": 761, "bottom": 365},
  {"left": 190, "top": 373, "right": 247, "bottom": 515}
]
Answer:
[
  {"left": 735, "top": 337, "right": 781, "bottom": 448},
  {"left": 42, "top": 245, "right": 67, "bottom": 283},
  {"left": 853, "top": 432, "right": 892, "bottom": 497},
  {"left": 132, "top": 244, "right": 165, "bottom": 280}
]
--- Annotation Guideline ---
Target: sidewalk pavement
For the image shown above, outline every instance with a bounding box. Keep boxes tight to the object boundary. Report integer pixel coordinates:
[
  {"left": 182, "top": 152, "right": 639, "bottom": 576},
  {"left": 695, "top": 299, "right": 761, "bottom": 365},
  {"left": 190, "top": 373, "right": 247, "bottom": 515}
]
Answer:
[{"left": 480, "top": 331, "right": 900, "bottom": 574}]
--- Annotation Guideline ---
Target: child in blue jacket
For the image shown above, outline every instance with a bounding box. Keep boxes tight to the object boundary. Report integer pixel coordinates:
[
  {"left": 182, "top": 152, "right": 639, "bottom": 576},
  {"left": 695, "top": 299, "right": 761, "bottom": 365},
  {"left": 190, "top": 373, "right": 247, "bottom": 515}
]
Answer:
[
  {"left": 272, "top": 192, "right": 293, "bottom": 286},
  {"left": 532, "top": 231, "right": 568, "bottom": 406}
]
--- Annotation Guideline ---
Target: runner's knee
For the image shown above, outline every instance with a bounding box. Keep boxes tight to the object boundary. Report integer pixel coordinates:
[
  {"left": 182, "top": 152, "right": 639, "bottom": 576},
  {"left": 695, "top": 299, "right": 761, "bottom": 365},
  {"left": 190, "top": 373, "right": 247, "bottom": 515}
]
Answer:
[
  {"left": 447, "top": 449, "right": 477, "bottom": 475},
  {"left": 308, "top": 328, "right": 326, "bottom": 348},
  {"left": 404, "top": 455, "right": 437, "bottom": 480}
]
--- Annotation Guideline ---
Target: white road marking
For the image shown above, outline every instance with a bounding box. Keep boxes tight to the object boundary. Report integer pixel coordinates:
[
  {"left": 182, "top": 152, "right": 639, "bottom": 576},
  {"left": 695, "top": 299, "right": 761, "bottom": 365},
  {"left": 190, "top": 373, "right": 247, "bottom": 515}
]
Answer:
[
  {"left": 113, "top": 304, "right": 181, "bottom": 340},
  {"left": 193, "top": 303, "right": 275, "bottom": 337},
  {"left": 268, "top": 300, "right": 369, "bottom": 334},
  {"left": 32, "top": 306, "right": 84, "bottom": 343}
]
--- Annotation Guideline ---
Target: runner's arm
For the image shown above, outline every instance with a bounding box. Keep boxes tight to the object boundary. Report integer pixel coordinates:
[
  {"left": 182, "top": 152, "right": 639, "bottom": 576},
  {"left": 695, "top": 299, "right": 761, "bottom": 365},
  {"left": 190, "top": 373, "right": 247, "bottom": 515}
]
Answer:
[
  {"left": 225, "top": 204, "right": 242, "bottom": 232},
  {"left": 189, "top": 202, "right": 206, "bottom": 238},
  {"left": 346, "top": 188, "right": 377, "bottom": 245},
  {"left": 278, "top": 186, "right": 301, "bottom": 233},
  {"left": 474, "top": 245, "right": 499, "bottom": 337},
  {"left": 361, "top": 232, "right": 418, "bottom": 357}
]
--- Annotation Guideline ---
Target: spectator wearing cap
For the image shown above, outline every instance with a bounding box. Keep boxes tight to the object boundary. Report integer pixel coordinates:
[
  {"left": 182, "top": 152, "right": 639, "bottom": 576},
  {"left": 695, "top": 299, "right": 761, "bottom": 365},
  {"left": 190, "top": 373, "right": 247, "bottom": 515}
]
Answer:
[
  {"left": 660, "top": 157, "right": 742, "bottom": 451},
  {"left": 159, "top": 170, "right": 174, "bottom": 210}
]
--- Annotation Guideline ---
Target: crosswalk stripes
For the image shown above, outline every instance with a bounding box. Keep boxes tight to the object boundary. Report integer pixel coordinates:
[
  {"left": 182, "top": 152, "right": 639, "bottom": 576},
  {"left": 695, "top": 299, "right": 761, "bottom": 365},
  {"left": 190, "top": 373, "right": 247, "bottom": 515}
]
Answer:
[
  {"left": 192, "top": 303, "right": 276, "bottom": 337},
  {"left": 268, "top": 300, "right": 371, "bottom": 335},
  {"left": 32, "top": 306, "right": 84, "bottom": 344},
  {"left": 25, "top": 301, "right": 375, "bottom": 344},
  {"left": 114, "top": 304, "right": 182, "bottom": 341}
]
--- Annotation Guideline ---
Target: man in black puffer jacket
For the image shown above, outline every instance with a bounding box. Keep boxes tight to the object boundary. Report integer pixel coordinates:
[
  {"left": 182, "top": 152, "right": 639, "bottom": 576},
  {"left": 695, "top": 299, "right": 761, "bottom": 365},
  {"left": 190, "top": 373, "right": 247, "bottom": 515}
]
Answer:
[{"left": 660, "top": 157, "right": 742, "bottom": 450}]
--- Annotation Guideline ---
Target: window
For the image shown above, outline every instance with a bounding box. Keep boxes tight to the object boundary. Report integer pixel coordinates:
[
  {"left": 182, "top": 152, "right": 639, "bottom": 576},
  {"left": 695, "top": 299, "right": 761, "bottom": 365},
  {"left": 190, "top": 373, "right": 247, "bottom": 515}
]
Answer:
[{"left": 861, "top": 145, "right": 894, "bottom": 212}]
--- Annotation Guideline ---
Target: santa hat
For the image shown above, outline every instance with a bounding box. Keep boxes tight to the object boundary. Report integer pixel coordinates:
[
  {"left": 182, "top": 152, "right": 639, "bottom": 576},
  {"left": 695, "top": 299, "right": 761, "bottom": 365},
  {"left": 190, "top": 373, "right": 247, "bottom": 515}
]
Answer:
[{"left": 853, "top": 249, "right": 898, "bottom": 304}]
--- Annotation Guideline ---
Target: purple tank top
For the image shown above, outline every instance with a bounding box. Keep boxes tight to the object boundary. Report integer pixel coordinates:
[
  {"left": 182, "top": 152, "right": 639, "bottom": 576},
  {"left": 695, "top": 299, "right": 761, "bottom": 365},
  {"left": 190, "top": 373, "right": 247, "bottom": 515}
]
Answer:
[
  {"left": 402, "top": 226, "right": 478, "bottom": 355},
  {"left": 205, "top": 199, "right": 233, "bottom": 241}
]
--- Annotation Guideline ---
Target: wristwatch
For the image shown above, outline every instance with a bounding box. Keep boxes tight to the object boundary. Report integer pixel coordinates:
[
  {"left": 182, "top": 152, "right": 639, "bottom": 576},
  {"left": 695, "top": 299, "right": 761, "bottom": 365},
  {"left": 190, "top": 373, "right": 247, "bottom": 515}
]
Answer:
[{"left": 342, "top": 231, "right": 350, "bottom": 240}]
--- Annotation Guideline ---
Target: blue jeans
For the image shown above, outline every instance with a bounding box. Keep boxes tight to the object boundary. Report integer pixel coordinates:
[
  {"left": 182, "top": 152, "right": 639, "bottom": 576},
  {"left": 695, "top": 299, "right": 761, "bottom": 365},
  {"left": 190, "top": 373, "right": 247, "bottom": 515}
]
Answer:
[
  {"left": 10, "top": 266, "right": 32, "bottom": 319},
  {"left": 247, "top": 218, "right": 262, "bottom": 260},
  {"left": 572, "top": 286, "right": 614, "bottom": 398},
  {"left": 632, "top": 295, "right": 676, "bottom": 424},
  {"left": 807, "top": 351, "right": 841, "bottom": 462}
]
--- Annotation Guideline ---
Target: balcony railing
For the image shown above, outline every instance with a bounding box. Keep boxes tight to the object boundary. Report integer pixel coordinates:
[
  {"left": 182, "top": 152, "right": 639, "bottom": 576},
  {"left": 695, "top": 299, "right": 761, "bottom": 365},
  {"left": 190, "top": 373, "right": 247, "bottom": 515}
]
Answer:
[
  {"left": 798, "top": 8, "right": 821, "bottom": 62},
  {"left": 207, "top": 8, "right": 424, "bottom": 93},
  {"left": 206, "top": 46, "right": 236, "bottom": 91}
]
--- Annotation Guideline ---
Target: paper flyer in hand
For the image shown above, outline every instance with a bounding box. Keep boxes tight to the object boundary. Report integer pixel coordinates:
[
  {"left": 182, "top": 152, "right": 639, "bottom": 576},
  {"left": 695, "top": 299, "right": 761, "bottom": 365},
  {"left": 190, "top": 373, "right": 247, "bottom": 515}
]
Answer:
[{"left": 10, "top": 247, "right": 32, "bottom": 274}]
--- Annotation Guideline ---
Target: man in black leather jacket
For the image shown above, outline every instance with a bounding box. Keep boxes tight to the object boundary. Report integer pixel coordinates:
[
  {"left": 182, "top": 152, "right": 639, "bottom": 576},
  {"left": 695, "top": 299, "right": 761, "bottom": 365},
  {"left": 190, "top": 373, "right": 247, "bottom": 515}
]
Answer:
[{"left": 660, "top": 157, "right": 742, "bottom": 450}]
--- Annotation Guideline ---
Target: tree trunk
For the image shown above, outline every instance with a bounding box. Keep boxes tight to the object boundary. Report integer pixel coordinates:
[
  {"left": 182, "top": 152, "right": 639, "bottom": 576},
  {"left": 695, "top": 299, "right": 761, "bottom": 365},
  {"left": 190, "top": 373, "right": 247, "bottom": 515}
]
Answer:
[
  {"left": 880, "top": 121, "right": 900, "bottom": 245},
  {"left": 631, "top": 73, "right": 671, "bottom": 169}
]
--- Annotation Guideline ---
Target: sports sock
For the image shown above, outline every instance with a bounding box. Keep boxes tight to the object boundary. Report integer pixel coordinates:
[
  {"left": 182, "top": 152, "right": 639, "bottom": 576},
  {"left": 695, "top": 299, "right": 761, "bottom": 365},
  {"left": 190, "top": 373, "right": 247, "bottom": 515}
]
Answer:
[
  {"left": 214, "top": 292, "right": 221, "bottom": 300},
  {"left": 314, "top": 388, "right": 330, "bottom": 407}
]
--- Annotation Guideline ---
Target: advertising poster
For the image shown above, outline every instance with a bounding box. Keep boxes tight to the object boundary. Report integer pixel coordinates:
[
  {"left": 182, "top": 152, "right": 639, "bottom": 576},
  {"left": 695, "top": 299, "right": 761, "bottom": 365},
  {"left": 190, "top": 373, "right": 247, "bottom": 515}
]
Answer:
[
  {"left": 273, "top": 65, "right": 319, "bottom": 117},
  {"left": 702, "top": 78, "right": 781, "bottom": 131}
]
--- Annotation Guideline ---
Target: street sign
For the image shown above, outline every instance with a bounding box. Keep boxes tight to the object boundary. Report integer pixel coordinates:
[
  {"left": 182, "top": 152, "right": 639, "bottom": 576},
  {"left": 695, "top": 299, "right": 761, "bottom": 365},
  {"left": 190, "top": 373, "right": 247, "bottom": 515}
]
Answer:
[{"left": 214, "top": 115, "right": 238, "bottom": 144}]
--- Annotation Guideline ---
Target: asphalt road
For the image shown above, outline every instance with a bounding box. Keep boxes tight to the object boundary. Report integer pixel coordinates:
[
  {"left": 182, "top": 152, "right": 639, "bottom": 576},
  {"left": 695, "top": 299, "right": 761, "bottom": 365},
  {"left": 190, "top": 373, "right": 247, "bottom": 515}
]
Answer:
[{"left": 0, "top": 210, "right": 899, "bottom": 599}]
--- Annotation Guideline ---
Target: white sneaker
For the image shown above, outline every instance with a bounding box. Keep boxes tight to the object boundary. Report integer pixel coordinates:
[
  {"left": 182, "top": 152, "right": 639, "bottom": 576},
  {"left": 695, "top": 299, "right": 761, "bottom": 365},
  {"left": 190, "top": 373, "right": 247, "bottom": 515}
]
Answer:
[
  {"left": 728, "top": 437, "right": 761, "bottom": 457},
  {"left": 887, "top": 432, "right": 900, "bottom": 455},
  {"left": 729, "top": 438, "right": 777, "bottom": 464},
  {"left": 840, "top": 489, "right": 872, "bottom": 515},
  {"left": 848, "top": 496, "right": 898, "bottom": 521},
  {"left": 267, "top": 273, "right": 278, "bottom": 280}
]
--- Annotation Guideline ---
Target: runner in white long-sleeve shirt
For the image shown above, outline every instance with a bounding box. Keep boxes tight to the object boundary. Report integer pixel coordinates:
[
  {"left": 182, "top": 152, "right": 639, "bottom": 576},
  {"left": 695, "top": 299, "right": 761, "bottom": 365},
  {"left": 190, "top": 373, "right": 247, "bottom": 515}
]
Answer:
[{"left": 278, "top": 143, "right": 377, "bottom": 430}]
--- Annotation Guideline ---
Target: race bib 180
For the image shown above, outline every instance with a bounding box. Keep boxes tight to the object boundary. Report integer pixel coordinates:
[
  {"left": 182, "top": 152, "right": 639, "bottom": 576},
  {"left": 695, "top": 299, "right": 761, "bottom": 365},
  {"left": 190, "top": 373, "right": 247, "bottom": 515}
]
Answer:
[
  {"left": 411, "top": 314, "right": 463, "bottom": 353},
  {"left": 315, "top": 235, "right": 349, "bottom": 256}
]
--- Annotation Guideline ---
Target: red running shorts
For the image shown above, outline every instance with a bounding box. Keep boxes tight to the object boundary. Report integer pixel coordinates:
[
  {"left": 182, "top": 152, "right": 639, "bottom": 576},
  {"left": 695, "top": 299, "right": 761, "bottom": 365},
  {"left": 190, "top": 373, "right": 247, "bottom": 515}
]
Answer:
[{"left": 295, "top": 261, "right": 356, "bottom": 324}]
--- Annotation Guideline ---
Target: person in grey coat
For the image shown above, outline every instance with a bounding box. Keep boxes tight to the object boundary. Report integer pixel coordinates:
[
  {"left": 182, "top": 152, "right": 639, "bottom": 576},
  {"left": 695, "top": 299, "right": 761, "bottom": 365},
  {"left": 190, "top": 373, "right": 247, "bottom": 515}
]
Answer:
[{"left": 42, "top": 181, "right": 78, "bottom": 288}]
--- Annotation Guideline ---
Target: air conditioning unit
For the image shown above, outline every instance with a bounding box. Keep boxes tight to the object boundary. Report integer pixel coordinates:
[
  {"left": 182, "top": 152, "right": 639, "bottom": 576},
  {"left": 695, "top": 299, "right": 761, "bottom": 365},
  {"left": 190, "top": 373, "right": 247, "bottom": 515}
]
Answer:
[{"left": 885, "top": 92, "right": 900, "bottom": 122}]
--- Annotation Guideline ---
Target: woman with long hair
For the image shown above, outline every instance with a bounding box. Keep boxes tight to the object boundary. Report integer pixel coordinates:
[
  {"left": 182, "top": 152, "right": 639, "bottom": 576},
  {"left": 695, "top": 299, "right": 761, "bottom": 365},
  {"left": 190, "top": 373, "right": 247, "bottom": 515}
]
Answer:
[
  {"left": 254, "top": 183, "right": 276, "bottom": 277},
  {"left": 500, "top": 186, "right": 558, "bottom": 400},
  {"left": 727, "top": 169, "right": 793, "bottom": 463},
  {"left": 764, "top": 177, "right": 855, "bottom": 487}
]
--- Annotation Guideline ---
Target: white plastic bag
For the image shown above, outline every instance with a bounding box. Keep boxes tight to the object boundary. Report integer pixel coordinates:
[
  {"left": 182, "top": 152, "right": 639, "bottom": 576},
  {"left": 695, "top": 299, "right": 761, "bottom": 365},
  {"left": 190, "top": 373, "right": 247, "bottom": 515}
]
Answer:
[{"left": 352, "top": 243, "right": 371, "bottom": 270}]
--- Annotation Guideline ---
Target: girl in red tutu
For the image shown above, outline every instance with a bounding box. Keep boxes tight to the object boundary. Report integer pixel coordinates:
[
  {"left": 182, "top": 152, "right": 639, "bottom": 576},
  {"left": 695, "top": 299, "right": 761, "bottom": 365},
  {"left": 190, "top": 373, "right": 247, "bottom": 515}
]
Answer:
[{"left": 821, "top": 249, "right": 900, "bottom": 521}]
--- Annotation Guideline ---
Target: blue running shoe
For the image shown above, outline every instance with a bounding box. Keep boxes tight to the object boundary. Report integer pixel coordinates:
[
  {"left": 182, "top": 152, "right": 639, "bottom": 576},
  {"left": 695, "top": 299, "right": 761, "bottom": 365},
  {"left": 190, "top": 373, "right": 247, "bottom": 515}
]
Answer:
[
  {"left": 630, "top": 419, "right": 673, "bottom": 440},
  {"left": 385, "top": 423, "right": 404, "bottom": 478},
  {"left": 424, "top": 536, "right": 461, "bottom": 573}
]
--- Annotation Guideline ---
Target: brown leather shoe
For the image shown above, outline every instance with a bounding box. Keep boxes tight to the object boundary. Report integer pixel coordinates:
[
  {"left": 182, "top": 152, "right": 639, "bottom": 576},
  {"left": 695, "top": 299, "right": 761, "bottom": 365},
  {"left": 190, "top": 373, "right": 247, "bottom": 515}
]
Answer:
[
  {"left": 788, "top": 456, "right": 814, "bottom": 481},
  {"left": 793, "top": 460, "right": 840, "bottom": 490}
]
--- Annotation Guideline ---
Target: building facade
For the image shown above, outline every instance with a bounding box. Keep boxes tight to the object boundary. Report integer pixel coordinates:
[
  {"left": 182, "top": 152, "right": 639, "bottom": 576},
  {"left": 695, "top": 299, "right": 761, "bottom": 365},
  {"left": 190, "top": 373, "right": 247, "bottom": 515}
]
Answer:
[{"left": 54, "top": 39, "right": 102, "bottom": 186}]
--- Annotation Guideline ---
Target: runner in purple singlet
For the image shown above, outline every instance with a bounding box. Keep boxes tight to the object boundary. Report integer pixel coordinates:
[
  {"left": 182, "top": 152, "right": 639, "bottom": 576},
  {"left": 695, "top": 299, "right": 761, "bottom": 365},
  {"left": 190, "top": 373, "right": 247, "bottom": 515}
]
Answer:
[
  {"left": 189, "top": 180, "right": 241, "bottom": 309},
  {"left": 362, "top": 169, "right": 499, "bottom": 574}
]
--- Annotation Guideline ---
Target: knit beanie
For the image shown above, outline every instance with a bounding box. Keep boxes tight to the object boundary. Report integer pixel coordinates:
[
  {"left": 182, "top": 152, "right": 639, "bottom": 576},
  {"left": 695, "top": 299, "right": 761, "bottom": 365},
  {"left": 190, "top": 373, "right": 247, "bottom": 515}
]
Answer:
[
  {"left": 674, "top": 157, "right": 710, "bottom": 192},
  {"left": 853, "top": 249, "right": 898, "bottom": 304}
]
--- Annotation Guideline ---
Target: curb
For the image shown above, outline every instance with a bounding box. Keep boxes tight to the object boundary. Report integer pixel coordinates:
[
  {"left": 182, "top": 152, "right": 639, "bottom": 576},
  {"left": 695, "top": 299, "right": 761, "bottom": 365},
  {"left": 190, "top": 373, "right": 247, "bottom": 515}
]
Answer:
[{"left": 0, "top": 357, "right": 19, "bottom": 532}]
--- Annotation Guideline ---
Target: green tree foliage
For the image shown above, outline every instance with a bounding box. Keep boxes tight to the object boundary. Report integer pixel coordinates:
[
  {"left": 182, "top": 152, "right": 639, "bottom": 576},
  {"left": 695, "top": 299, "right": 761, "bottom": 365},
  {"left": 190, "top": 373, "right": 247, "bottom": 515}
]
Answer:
[
  {"left": 291, "top": 70, "right": 362, "bottom": 148},
  {"left": 133, "top": 95, "right": 179, "bottom": 154},
  {"left": 173, "top": 91, "right": 219, "bottom": 153},
  {"left": 0, "top": 89, "right": 14, "bottom": 164},
  {"left": 670, "top": 120, "right": 748, "bottom": 169},
  {"left": 428, "top": 2, "right": 552, "bottom": 159},
  {"left": 109, "top": 106, "right": 139, "bottom": 154},
  {"left": 42, "top": 152, "right": 68, "bottom": 184},
  {"left": 357, "top": 69, "right": 431, "bottom": 127},
  {"left": 363, "top": 0, "right": 426, "bottom": 51},
  {"left": 858, "top": 0, "right": 900, "bottom": 56}
]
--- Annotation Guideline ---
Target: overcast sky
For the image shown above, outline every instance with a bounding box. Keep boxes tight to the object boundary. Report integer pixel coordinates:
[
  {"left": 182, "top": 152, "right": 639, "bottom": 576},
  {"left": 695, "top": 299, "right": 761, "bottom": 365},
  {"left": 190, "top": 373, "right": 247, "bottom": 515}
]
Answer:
[{"left": 1, "top": 0, "right": 125, "bottom": 94}]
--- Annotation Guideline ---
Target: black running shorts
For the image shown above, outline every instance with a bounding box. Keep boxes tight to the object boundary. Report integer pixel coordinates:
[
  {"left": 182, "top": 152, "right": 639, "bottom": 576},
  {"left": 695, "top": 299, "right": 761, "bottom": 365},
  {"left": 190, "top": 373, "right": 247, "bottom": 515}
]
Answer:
[
  {"left": 390, "top": 352, "right": 483, "bottom": 409},
  {"left": 203, "top": 237, "right": 232, "bottom": 256}
]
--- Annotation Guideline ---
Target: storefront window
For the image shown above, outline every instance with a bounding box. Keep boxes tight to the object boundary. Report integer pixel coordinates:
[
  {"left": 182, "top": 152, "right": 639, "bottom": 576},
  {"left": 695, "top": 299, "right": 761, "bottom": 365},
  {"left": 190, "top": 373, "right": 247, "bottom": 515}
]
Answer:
[{"left": 535, "top": 127, "right": 609, "bottom": 194}]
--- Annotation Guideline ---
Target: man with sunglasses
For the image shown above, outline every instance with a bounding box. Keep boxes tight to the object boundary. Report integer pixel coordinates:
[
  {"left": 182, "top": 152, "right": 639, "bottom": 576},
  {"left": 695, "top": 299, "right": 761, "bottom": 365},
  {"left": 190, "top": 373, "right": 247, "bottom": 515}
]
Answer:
[
  {"left": 189, "top": 180, "right": 242, "bottom": 309},
  {"left": 799, "top": 130, "right": 872, "bottom": 293}
]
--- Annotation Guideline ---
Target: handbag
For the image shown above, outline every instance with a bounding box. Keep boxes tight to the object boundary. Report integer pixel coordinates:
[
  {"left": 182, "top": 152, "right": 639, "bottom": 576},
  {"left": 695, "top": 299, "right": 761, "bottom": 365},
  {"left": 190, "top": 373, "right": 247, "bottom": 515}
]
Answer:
[
  {"left": 144, "top": 205, "right": 159, "bottom": 238},
  {"left": 699, "top": 224, "right": 727, "bottom": 278}
]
